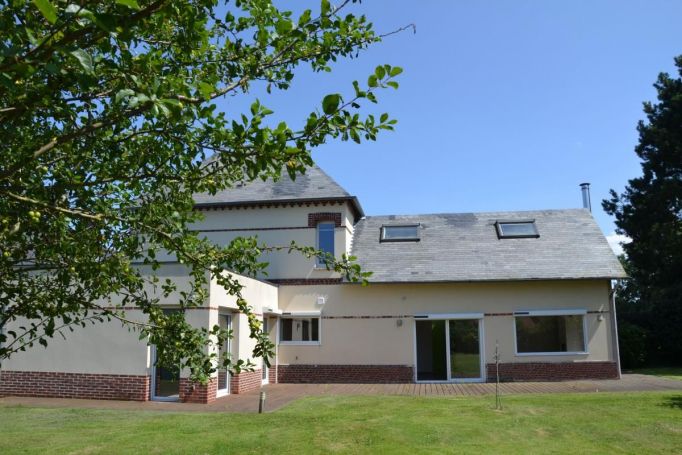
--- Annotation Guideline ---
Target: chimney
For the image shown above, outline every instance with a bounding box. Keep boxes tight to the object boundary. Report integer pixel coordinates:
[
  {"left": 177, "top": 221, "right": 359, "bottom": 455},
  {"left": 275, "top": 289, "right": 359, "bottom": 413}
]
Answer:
[{"left": 580, "top": 183, "right": 591, "bottom": 212}]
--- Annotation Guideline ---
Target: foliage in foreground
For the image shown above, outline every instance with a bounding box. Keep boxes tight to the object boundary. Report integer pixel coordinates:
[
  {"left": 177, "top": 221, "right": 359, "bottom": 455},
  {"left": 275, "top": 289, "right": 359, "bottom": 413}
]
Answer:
[
  {"left": 0, "top": 0, "right": 405, "bottom": 381},
  {"left": 0, "top": 392, "right": 681, "bottom": 454}
]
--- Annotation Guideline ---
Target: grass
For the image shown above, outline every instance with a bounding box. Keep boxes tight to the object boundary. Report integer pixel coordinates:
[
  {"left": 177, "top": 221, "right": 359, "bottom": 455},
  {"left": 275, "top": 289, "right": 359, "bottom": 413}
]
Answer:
[
  {"left": 633, "top": 367, "right": 682, "bottom": 381},
  {"left": 1, "top": 392, "right": 681, "bottom": 454}
]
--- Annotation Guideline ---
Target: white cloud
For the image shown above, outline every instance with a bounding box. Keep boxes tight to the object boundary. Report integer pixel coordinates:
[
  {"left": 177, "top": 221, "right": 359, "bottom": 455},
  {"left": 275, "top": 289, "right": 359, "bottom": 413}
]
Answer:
[{"left": 605, "top": 231, "right": 631, "bottom": 256}]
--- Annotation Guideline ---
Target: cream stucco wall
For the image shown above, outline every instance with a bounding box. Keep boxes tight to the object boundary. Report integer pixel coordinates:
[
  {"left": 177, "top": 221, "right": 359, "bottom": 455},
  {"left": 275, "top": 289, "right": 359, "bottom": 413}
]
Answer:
[
  {"left": 155, "top": 203, "right": 356, "bottom": 280},
  {"left": 209, "top": 273, "right": 278, "bottom": 370},
  {"left": 1, "top": 310, "right": 151, "bottom": 375},
  {"left": 2, "top": 266, "right": 616, "bottom": 384},
  {"left": 275, "top": 280, "right": 615, "bottom": 371},
  {"left": 1, "top": 267, "right": 279, "bottom": 379}
]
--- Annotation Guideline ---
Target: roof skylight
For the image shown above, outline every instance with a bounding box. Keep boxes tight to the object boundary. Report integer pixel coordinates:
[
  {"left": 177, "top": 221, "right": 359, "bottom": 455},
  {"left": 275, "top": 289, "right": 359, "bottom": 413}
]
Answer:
[
  {"left": 496, "top": 221, "right": 539, "bottom": 239},
  {"left": 381, "top": 224, "right": 420, "bottom": 242}
]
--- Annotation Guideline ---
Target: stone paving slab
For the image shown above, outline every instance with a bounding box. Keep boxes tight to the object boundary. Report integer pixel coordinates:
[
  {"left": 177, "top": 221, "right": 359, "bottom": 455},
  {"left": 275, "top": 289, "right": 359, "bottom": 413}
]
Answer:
[{"left": 1, "top": 374, "right": 680, "bottom": 414}]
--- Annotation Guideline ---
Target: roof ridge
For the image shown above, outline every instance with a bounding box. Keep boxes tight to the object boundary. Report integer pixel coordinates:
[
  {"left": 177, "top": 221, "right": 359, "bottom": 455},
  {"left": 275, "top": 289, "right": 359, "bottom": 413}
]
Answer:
[{"left": 363, "top": 208, "right": 589, "bottom": 219}]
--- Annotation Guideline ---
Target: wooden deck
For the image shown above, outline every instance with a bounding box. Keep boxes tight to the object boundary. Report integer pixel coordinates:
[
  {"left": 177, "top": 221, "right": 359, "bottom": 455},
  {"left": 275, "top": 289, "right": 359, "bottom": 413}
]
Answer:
[{"left": 1, "top": 374, "right": 680, "bottom": 413}]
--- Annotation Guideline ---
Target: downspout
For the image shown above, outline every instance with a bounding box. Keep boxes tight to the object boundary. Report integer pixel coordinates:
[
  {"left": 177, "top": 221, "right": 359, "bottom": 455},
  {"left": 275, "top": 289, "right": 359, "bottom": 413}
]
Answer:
[{"left": 609, "top": 280, "right": 622, "bottom": 379}]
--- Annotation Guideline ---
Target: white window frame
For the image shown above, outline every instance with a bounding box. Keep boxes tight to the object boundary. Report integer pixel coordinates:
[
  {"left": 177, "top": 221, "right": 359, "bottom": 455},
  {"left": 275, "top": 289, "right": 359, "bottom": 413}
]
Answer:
[
  {"left": 316, "top": 222, "right": 335, "bottom": 267},
  {"left": 380, "top": 224, "right": 420, "bottom": 242},
  {"left": 513, "top": 309, "right": 589, "bottom": 356},
  {"left": 495, "top": 220, "right": 539, "bottom": 239},
  {"left": 278, "top": 311, "right": 322, "bottom": 346}
]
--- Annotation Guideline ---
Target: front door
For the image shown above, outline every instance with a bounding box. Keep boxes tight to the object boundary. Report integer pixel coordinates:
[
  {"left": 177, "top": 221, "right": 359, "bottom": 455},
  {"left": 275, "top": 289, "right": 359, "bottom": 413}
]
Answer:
[
  {"left": 415, "top": 317, "right": 484, "bottom": 382},
  {"left": 217, "top": 314, "right": 232, "bottom": 397}
]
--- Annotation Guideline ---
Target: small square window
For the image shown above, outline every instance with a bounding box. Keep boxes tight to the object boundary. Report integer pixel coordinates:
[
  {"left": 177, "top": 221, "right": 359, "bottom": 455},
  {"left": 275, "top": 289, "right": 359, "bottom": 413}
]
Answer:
[
  {"left": 381, "top": 224, "right": 420, "bottom": 242},
  {"left": 279, "top": 316, "right": 320, "bottom": 344},
  {"left": 496, "top": 221, "right": 539, "bottom": 239}
]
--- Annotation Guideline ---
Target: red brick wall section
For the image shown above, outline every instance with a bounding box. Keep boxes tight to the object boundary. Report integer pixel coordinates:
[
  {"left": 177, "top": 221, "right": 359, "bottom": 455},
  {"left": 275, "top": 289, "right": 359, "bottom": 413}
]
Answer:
[
  {"left": 486, "top": 362, "right": 619, "bottom": 382},
  {"left": 268, "top": 364, "right": 277, "bottom": 384},
  {"left": 179, "top": 377, "right": 217, "bottom": 403},
  {"left": 230, "top": 369, "right": 262, "bottom": 394},
  {"left": 0, "top": 370, "right": 150, "bottom": 401},
  {"left": 308, "top": 212, "right": 342, "bottom": 227},
  {"left": 278, "top": 365, "right": 414, "bottom": 383}
]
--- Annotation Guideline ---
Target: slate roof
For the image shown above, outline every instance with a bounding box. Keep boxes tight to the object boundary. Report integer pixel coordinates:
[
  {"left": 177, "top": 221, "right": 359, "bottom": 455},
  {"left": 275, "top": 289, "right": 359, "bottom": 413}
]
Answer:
[
  {"left": 193, "top": 164, "right": 364, "bottom": 218},
  {"left": 350, "top": 209, "right": 626, "bottom": 283}
]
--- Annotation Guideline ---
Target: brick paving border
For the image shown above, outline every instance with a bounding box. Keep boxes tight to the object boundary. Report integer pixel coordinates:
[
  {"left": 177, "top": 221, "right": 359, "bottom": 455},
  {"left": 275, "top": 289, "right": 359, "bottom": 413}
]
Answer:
[{"left": 1, "top": 374, "right": 680, "bottom": 414}]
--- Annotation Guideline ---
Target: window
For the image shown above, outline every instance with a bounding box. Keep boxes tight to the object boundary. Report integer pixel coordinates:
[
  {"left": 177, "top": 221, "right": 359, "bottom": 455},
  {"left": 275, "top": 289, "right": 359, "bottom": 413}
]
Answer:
[
  {"left": 381, "top": 224, "right": 420, "bottom": 242},
  {"left": 316, "top": 222, "right": 335, "bottom": 266},
  {"left": 279, "top": 316, "right": 320, "bottom": 344},
  {"left": 496, "top": 221, "right": 539, "bottom": 239},
  {"left": 514, "top": 311, "right": 587, "bottom": 354}
]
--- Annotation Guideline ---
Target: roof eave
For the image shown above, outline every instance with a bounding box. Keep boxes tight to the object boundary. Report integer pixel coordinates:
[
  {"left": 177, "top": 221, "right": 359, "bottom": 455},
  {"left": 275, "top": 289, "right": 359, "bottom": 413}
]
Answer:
[
  {"left": 194, "top": 196, "right": 365, "bottom": 221},
  {"left": 343, "top": 275, "right": 628, "bottom": 284}
]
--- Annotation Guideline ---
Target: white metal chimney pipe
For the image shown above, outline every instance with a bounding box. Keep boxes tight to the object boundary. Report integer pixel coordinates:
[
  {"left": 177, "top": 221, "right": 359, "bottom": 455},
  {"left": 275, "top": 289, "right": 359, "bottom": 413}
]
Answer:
[{"left": 580, "top": 183, "right": 591, "bottom": 212}]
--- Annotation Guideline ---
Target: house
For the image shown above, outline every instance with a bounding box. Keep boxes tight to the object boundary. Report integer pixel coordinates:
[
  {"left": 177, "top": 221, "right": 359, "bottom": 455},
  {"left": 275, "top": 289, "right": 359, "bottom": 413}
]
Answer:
[{"left": 0, "top": 165, "right": 626, "bottom": 403}]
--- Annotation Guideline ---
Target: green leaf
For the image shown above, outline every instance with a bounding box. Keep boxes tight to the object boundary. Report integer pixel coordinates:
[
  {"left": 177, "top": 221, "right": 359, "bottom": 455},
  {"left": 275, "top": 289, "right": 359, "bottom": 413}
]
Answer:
[
  {"left": 390, "top": 66, "right": 404, "bottom": 77},
  {"left": 115, "top": 0, "right": 140, "bottom": 10},
  {"left": 275, "top": 19, "right": 293, "bottom": 34},
  {"left": 375, "top": 66, "right": 386, "bottom": 79},
  {"left": 299, "top": 9, "right": 312, "bottom": 26},
  {"left": 350, "top": 129, "right": 361, "bottom": 144},
  {"left": 70, "top": 49, "right": 94, "bottom": 74},
  {"left": 322, "top": 94, "right": 340, "bottom": 115},
  {"left": 32, "top": 0, "right": 58, "bottom": 24},
  {"left": 115, "top": 88, "right": 135, "bottom": 103},
  {"left": 368, "top": 75, "right": 378, "bottom": 88},
  {"left": 321, "top": 0, "right": 331, "bottom": 15}
]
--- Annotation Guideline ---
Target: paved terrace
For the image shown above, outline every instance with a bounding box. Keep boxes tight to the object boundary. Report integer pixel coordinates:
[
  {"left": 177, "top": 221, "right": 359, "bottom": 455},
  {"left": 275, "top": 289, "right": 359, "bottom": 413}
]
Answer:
[{"left": 1, "top": 374, "right": 680, "bottom": 414}]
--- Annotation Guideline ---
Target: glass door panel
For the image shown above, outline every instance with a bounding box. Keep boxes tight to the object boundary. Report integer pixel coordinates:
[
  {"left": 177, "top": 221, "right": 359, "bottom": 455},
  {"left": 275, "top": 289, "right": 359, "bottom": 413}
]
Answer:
[
  {"left": 449, "top": 319, "right": 481, "bottom": 379},
  {"left": 217, "top": 314, "right": 231, "bottom": 396},
  {"left": 416, "top": 320, "right": 447, "bottom": 381},
  {"left": 151, "top": 346, "right": 180, "bottom": 401}
]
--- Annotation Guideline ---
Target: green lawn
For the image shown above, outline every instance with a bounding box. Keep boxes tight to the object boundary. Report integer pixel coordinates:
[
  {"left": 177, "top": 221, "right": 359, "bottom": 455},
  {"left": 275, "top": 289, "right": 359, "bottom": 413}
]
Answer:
[
  {"left": 1, "top": 392, "right": 681, "bottom": 454},
  {"left": 634, "top": 367, "right": 682, "bottom": 381}
]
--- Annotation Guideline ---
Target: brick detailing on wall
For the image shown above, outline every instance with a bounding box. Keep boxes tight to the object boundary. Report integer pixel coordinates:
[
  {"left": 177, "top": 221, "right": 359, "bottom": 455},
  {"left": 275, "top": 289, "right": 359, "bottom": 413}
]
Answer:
[
  {"left": 308, "top": 212, "right": 342, "bottom": 227},
  {"left": 278, "top": 365, "right": 414, "bottom": 383},
  {"left": 0, "top": 370, "right": 150, "bottom": 401},
  {"left": 195, "top": 200, "right": 347, "bottom": 212},
  {"left": 486, "top": 361, "right": 619, "bottom": 382},
  {"left": 179, "top": 377, "right": 217, "bottom": 403},
  {"left": 267, "top": 278, "right": 343, "bottom": 285},
  {"left": 230, "top": 369, "right": 262, "bottom": 394}
]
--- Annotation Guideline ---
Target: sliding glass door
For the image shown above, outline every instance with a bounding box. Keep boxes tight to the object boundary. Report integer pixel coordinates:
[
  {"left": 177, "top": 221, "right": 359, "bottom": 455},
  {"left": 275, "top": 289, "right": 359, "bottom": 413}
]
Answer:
[{"left": 416, "top": 316, "right": 483, "bottom": 382}]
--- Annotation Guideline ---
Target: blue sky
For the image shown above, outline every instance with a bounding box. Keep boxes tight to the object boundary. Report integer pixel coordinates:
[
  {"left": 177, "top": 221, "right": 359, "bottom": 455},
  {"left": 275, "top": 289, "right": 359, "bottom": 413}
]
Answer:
[{"left": 219, "top": 1, "right": 682, "bottom": 237}]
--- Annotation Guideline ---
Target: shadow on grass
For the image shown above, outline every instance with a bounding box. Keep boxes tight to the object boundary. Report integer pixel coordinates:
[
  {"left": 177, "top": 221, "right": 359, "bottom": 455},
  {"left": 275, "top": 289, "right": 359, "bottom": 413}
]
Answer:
[{"left": 661, "top": 395, "right": 682, "bottom": 409}]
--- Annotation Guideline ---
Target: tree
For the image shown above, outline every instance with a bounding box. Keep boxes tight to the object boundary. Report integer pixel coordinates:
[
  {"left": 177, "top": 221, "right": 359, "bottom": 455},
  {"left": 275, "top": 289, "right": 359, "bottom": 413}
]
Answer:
[
  {"left": 603, "top": 56, "right": 682, "bottom": 366},
  {"left": 0, "top": 0, "right": 406, "bottom": 383}
]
